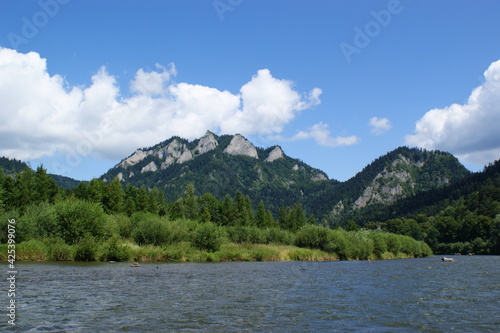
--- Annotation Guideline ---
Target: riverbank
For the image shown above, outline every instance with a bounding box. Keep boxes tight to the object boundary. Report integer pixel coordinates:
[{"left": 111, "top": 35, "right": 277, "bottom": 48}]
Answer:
[{"left": 0, "top": 239, "right": 424, "bottom": 263}]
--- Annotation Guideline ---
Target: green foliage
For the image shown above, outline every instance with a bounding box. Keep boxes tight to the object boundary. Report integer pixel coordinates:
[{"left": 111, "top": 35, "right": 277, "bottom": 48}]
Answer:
[
  {"left": 192, "top": 222, "right": 227, "bottom": 252},
  {"left": 46, "top": 238, "right": 74, "bottom": 261},
  {"left": 294, "top": 224, "right": 332, "bottom": 250},
  {"left": 74, "top": 235, "right": 97, "bottom": 261},
  {"left": 131, "top": 213, "right": 190, "bottom": 246},
  {"left": 99, "top": 235, "right": 131, "bottom": 262},
  {"left": 53, "top": 199, "right": 107, "bottom": 244},
  {"left": 264, "top": 228, "right": 294, "bottom": 245},
  {"left": 227, "top": 226, "right": 265, "bottom": 244}
]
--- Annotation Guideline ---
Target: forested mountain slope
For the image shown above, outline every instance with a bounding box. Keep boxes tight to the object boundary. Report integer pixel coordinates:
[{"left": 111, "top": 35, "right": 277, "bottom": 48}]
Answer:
[{"left": 100, "top": 132, "right": 469, "bottom": 220}]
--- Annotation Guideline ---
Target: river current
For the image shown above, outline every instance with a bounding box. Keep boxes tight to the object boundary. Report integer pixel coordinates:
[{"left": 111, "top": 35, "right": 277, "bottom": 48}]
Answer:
[{"left": 3, "top": 256, "right": 499, "bottom": 332}]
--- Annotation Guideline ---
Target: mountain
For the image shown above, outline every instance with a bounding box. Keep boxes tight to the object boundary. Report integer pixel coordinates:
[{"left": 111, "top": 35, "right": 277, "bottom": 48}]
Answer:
[
  {"left": 100, "top": 132, "right": 470, "bottom": 220},
  {"left": 314, "top": 147, "right": 471, "bottom": 224},
  {"left": 100, "top": 131, "right": 331, "bottom": 214},
  {"left": 348, "top": 159, "right": 500, "bottom": 254}
]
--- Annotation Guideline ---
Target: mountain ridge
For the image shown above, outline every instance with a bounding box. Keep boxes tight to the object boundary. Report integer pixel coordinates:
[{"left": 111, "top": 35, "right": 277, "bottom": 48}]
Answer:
[{"left": 100, "top": 132, "right": 470, "bottom": 220}]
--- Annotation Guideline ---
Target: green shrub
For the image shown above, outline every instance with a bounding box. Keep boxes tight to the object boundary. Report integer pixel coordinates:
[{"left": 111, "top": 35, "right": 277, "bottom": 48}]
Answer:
[
  {"left": 99, "top": 236, "right": 131, "bottom": 262},
  {"left": 131, "top": 214, "right": 189, "bottom": 246},
  {"left": 54, "top": 200, "right": 107, "bottom": 244},
  {"left": 386, "top": 233, "right": 402, "bottom": 254},
  {"left": 294, "top": 224, "right": 332, "bottom": 250},
  {"left": 324, "top": 230, "right": 352, "bottom": 260},
  {"left": 227, "top": 226, "right": 265, "bottom": 244},
  {"left": 264, "top": 228, "right": 294, "bottom": 245},
  {"left": 22, "top": 203, "right": 57, "bottom": 240},
  {"left": 17, "top": 239, "right": 47, "bottom": 260},
  {"left": 74, "top": 236, "right": 97, "bottom": 261},
  {"left": 46, "top": 238, "right": 74, "bottom": 261},
  {"left": 192, "top": 222, "right": 227, "bottom": 252},
  {"left": 347, "top": 231, "right": 374, "bottom": 260},
  {"left": 369, "top": 231, "right": 388, "bottom": 258}
]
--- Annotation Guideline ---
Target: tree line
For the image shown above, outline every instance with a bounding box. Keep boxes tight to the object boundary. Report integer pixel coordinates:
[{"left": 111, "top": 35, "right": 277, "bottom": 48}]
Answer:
[{"left": 0, "top": 165, "right": 431, "bottom": 262}]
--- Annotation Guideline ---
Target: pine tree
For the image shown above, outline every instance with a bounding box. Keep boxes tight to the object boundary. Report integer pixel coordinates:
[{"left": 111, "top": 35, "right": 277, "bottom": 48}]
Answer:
[
  {"left": 183, "top": 183, "right": 199, "bottom": 220},
  {"left": 256, "top": 201, "right": 267, "bottom": 228},
  {"left": 124, "top": 184, "right": 137, "bottom": 216},
  {"left": 135, "top": 186, "right": 149, "bottom": 212},
  {"left": 105, "top": 178, "right": 124, "bottom": 213},
  {"left": 278, "top": 206, "right": 291, "bottom": 230},
  {"left": 34, "top": 165, "right": 59, "bottom": 203},
  {"left": 221, "top": 194, "right": 234, "bottom": 226},
  {"left": 88, "top": 178, "right": 106, "bottom": 204},
  {"left": 14, "top": 168, "right": 34, "bottom": 209}
]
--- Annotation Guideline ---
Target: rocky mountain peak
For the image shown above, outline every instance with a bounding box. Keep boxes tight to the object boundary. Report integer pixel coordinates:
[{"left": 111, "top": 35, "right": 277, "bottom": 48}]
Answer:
[
  {"left": 223, "top": 134, "right": 258, "bottom": 159},
  {"left": 265, "top": 146, "right": 284, "bottom": 162},
  {"left": 194, "top": 130, "right": 218, "bottom": 155}
]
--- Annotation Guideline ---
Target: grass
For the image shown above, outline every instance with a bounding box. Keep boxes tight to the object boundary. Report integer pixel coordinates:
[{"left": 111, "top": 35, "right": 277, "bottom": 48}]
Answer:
[{"left": 0, "top": 238, "right": 429, "bottom": 263}]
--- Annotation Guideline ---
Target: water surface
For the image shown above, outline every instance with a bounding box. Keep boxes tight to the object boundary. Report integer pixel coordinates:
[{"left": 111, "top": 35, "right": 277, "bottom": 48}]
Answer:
[{"left": 4, "top": 256, "right": 499, "bottom": 332}]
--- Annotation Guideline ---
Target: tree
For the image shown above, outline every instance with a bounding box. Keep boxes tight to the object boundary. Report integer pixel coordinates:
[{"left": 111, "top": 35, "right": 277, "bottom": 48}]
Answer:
[
  {"left": 233, "top": 191, "right": 253, "bottom": 226},
  {"left": 54, "top": 200, "right": 107, "bottom": 244},
  {"left": 34, "top": 165, "right": 59, "bottom": 203},
  {"left": 104, "top": 178, "right": 124, "bottom": 213},
  {"left": 289, "top": 203, "right": 307, "bottom": 231},
  {"left": 123, "top": 184, "right": 137, "bottom": 216},
  {"left": 14, "top": 168, "right": 35, "bottom": 210},
  {"left": 199, "top": 193, "right": 221, "bottom": 223},
  {"left": 220, "top": 194, "right": 234, "bottom": 226},
  {"left": 88, "top": 178, "right": 106, "bottom": 204},
  {"left": 73, "top": 182, "right": 90, "bottom": 201},
  {"left": 183, "top": 183, "right": 199, "bottom": 220},
  {"left": 255, "top": 201, "right": 269, "bottom": 228},
  {"left": 135, "top": 186, "right": 149, "bottom": 212},
  {"left": 345, "top": 220, "right": 360, "bottom": 232}
]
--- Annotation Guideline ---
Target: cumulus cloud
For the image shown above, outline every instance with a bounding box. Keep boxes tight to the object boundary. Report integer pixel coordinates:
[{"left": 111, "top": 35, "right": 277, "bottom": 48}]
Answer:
[
  {"left": 289, "top": 122, "right": 360, "bottom": 147},
  {"left": 369, "top": 117, "right": 391, "bottom": 135},
  {"left": 0, "top": 48, "right": 325, "bottom": 162},
  {"left": 405, "top": 59, "right": 500, "bottom": 165}
]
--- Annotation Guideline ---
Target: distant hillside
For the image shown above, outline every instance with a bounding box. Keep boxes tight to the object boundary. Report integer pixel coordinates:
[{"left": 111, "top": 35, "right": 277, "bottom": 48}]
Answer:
[
  {"left": 0, "top": 156, "right": 81, "bottom": 189},
  {"left": 0, "top": 156, "right": 29, "bottom": 176},
  {"left": 316, "top": 147, "right": 471, "bottom": 224},
  {"left": 100, "top": 132, "right": 469, "bottom": 220}
]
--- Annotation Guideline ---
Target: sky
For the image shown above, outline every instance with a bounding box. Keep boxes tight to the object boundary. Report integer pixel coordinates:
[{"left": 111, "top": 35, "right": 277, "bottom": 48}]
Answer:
[{"left": 1, "top": 0, "right": 499, "bottom": 182}]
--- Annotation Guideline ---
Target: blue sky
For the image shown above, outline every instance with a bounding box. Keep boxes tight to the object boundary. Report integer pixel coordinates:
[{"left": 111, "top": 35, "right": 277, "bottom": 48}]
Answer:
[{"left": 1, "top": 0, "right": 500, "bottom": 181}]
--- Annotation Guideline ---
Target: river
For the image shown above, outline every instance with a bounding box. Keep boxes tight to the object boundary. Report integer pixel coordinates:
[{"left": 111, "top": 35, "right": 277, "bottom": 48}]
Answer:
[{"left": 3, "top": 255, "right": 499, "bottom": 332}]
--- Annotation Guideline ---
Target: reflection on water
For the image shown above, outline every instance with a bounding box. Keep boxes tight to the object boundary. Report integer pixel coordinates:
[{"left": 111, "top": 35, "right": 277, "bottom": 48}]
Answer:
[{"left": 3, "top": 256, "right": 499, "bottom": 332}]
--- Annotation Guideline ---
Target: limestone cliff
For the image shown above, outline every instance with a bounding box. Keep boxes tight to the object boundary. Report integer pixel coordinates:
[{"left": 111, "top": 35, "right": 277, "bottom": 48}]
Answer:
[
  {"left": 194, "top": 131, "right": 218, "bottom": 155},
  {"left": 223, "top": 134, "right": 258, "bottom": 159},
  {"left": 265, "top": 146, "right": 284, "bottom": 162}
]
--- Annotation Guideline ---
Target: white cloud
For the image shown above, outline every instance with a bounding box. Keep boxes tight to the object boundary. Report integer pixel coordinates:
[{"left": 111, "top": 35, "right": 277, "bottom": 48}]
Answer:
[
  {"left": 405, "top": 59, "right": 500, "bottom": 165},
  {"left": 0, "top": 48, "right": 326, "bottom": 163},
  {"left": 369, "top": 117, "right": 391, "bottom": 135},
  {"left": 289, "top": 122, "right": 360, "bottom": 147},
  {"left": 220, "top": 69, "right": 322, "bottom": 135}
]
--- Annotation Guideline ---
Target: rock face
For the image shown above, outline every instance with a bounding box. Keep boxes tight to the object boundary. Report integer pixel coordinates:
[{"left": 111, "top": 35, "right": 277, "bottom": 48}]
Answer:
[
  {"left": 119, "top": 149, "right": 149, "bottom": 168},
  {"left": 223, "top": 134, "right": 258, "bottom": 159},
  {"left": 311, "top": 173, "right": 328, "bottom": 181},
  {"left": 265, "top": 146, "right": 284, "bottom": 162},
  {"left": 353, "top": 154, "right": 418, "bottom": 209},
  {"left": 177, "top": 149, "right": 193, "bottom": 164},
  {"left": 194, "top": 131, "right": 218, "bottom": 155},
  {"left": 141, "top": 161, "right": 158, "bottom": 173}
]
